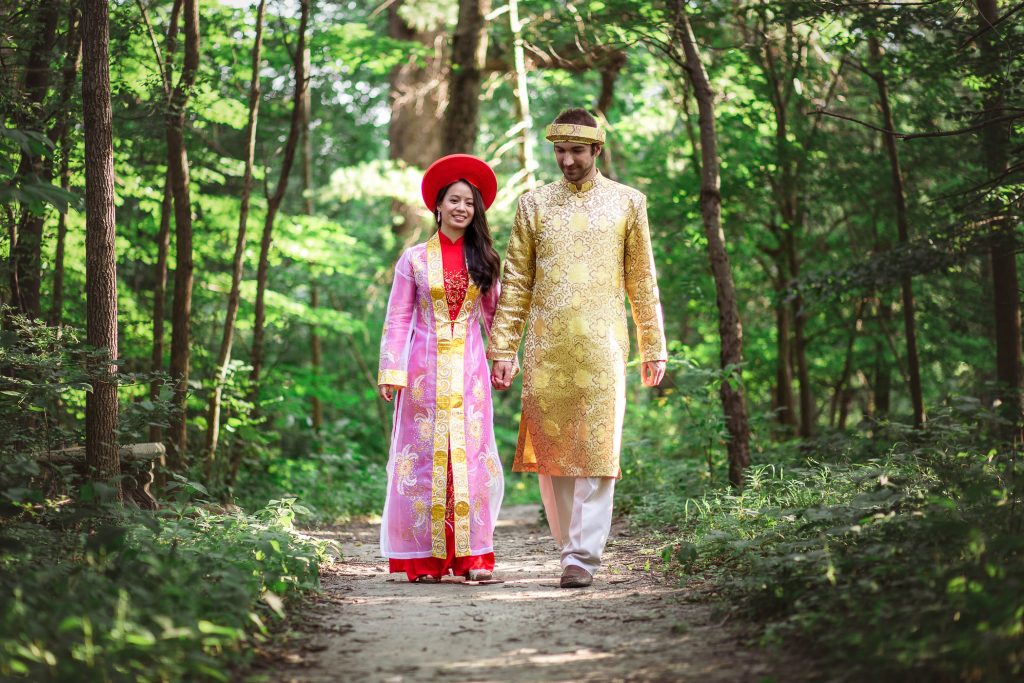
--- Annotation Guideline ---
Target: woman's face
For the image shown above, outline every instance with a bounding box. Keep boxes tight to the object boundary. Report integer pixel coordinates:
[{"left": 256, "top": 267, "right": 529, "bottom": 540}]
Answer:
[{"left": 438, "top": 181, "right": 476, "bottom": 231}]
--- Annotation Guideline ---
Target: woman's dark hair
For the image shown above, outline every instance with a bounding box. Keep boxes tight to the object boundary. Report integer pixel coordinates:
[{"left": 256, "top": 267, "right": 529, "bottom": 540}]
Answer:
[{"left": 435, "top": 179, "right": 501, "bottom": 294}]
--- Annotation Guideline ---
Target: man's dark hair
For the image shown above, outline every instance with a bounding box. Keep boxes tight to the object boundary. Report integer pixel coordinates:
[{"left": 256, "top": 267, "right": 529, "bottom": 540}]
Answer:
[{"left": 553, "top": 108, "right": 598, "bottom": 128}]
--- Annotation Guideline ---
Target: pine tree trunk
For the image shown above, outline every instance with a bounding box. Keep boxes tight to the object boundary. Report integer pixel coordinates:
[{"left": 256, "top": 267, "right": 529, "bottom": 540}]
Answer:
[
  {"left": 81, "top": 0, "right": 120, "bottom": 496},
  {"left": 976, "top": 0, "right": 1022, "bottom": 431},
  {"left": 869, "top": 36, "right": 926, "bottom": 428},
  {"left": 165, "top": 0, "right": 200, "bottom": 471},
  {"left": 11, "top": 0, "right": 60, "bottom": 320},
  {"left": 441, "top": 0, "right": 489, "bottom": 155},
  {"left": 204, "top": 0, "right": 266, "bottom": 470},
  {"left": 675, "top": 4, "right": 751, "bottom": 488}
]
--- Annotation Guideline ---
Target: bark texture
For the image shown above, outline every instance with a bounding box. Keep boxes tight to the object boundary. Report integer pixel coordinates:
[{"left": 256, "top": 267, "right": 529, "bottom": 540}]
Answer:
[
  {"left": 675, "top": 4, "right": 751, "bottom": 488},
  {"left": 441, "top": 0, "right": 490, "bottom": 155},
  {"left": 81, "top": 0, "right": 121, "bottom": 494},
  {"left": 11, "top": 0, "right": 60, "bottom": 319},
  {"left": 976, "top": 0, "right": 1022, "bottom": 430},
  {"left": 165, "top": 0, "right": 200, "bottom": 470}
]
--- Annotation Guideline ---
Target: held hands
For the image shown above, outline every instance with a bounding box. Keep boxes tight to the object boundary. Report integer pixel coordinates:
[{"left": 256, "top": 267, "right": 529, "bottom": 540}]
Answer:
[
  {"left": 490, "top": 360, "right": 516, "bottom": 391},
  {"left": 378, "top": 384, "right": 400, "bottom": 402},
  {"left": 641, "top": 360, "right": 666, "bottom": 387}
]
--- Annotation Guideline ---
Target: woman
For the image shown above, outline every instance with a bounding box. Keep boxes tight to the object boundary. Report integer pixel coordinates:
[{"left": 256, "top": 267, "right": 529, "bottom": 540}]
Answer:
[{"left": 377, "top": 154, "right": 505, "bottom": 583}]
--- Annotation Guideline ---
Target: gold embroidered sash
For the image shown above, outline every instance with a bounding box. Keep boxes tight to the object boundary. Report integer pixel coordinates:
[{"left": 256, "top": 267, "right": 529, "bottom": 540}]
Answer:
[{"left": 425, "top": 233, "right": 480, "bottom": 558}]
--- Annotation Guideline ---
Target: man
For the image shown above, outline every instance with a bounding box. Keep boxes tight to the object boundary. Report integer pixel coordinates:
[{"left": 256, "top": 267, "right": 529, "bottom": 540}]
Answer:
[{"left": 488, "top": 108, "right": 667, "bottom": 588}]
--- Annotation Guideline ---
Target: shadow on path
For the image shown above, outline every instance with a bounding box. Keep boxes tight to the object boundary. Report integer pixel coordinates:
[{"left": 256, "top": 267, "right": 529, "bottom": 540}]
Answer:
[{"left": 247, "top": 505, "right": 806, "bottom": 683}]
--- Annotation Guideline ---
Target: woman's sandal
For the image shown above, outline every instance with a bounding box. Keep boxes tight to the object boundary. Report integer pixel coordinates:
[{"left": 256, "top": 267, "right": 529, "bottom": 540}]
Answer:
[
  {"left": 465, "top": 569, "right": 493, "bottom": 581},
  {"left": 412, "top": 575, "right": 439, "bottom": 583}
]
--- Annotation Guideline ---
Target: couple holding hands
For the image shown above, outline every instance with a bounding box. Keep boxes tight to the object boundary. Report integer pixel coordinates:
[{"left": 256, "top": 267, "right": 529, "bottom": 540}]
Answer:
[{"left": 376, "top": 108, "right": 667, "bottom": 588}]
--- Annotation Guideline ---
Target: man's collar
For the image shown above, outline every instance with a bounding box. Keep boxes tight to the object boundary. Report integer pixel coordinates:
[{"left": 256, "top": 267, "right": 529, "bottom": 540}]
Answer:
[{"left": 563, "top": 170, "right": 602, "bottom": 195}]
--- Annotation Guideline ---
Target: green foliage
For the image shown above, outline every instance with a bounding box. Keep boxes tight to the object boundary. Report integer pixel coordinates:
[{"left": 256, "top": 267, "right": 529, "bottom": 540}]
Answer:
[
  {"left": 635, "top": 408, "right": 1023, "bottom": 681},
  {"left": 0, "top": 495, "right": 331, "bottom": 682}
]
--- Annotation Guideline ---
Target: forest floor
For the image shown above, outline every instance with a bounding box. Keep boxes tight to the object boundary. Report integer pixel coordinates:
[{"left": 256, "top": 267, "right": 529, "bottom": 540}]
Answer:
[{"left": 244, "top": 505, "right": 814, "bottom": 683}]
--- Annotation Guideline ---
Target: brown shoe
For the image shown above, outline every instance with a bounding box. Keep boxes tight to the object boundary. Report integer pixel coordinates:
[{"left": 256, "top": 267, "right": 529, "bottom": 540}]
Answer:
[
  {"left": 560, "top": 565, "right": 593, "bottom": 588},
  {"left": 466, "top": 569, "right": 493, "bottom": 581}
]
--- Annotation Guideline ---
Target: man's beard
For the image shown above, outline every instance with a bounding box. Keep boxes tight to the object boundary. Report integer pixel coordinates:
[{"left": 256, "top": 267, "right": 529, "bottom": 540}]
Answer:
[{"left": 561, "top": 163, "right": 592, "bottom": 181}]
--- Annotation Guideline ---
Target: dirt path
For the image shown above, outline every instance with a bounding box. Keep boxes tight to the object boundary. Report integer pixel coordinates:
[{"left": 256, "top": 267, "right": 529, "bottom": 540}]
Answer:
[{"left": 253, "top": 505, "right": 802, "bottom": 683}]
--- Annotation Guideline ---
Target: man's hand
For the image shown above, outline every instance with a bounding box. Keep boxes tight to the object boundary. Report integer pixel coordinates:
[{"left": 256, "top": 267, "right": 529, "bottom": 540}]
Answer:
[
  {"left": 378, "top": 384, "right": 400, "bottom": 402},
  {"left": 641, "top": 360, "right": 666, "bottom": 387},
  {"left": 491, "top": 360, "right": 515, "bottom": 390}
]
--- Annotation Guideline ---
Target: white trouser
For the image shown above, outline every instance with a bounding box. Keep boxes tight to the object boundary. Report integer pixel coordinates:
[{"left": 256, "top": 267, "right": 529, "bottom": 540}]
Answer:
[{"left": 538, "top": 474, "right": 616, "bottom": 574}]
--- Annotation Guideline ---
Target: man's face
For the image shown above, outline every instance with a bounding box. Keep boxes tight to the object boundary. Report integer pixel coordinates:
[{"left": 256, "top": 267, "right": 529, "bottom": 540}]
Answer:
[{"left": 554, "top": 142, "right": 600, "bottom": 183}]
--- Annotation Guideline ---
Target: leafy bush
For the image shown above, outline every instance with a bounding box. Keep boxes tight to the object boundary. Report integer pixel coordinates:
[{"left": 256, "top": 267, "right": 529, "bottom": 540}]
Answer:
[
  {"left": 0, "top": 497, "right": 331, "bottom": 682},
  {"left": 637, "top": 404, "right": 1023, "bottom": 682}
]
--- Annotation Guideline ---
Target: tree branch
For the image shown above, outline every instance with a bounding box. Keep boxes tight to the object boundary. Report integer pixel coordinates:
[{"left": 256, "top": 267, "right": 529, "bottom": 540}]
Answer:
[{"left": 811, "top": 108, "right": 1024, "bottom": 140}]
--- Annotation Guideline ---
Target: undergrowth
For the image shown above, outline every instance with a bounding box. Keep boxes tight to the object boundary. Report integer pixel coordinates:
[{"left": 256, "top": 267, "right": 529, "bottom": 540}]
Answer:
[
  {"left": 0, "top": 494, "right": 331, "bottom": 681},
  {"left": 621, "top": 402, "right": 1023, "bottom": 682}
]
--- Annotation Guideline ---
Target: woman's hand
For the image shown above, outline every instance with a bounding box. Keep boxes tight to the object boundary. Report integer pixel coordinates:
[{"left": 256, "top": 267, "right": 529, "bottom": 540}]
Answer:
[{"left": 378, "top": 384, "right": 400, "bottom": 402}]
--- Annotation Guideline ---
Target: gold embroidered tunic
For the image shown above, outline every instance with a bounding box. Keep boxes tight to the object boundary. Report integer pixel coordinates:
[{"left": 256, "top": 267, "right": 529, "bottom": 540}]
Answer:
[{"left": 487, "top": 171, "right": 667, "bottom": 477}]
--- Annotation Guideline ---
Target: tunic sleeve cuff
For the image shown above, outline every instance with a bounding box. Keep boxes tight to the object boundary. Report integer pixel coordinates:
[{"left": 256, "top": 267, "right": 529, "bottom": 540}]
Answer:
[
  {"left": 486, "top": 349, "right": 518, "bottom": 362},
  {"left": 378, "top": 369, "right": 408, "bottom": 387}
]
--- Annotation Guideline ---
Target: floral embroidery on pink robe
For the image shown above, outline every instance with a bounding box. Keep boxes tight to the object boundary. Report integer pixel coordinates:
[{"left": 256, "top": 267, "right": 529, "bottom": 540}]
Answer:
[{"left": 377, "top": 235, "right": 504, "bottom": 559}]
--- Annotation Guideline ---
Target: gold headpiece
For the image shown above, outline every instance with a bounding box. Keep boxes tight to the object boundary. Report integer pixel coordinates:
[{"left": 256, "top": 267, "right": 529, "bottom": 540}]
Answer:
[{"left": 545, "top": 123, "right": 606, "bottom": 145}]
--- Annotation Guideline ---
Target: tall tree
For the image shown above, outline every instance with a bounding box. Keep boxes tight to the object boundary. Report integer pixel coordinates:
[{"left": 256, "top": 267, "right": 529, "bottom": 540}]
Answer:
[
  {"left": 300, "top": 43, "right": 324, "bottom": 435},
  {"left": 388, "top": 0, "right": 445, "bottom": 238},
  {"left": 165, "top": 0, "right": 200, "bottom": 470},
  {"left": 441, "top": 0, "right": 490, "bottom": 155},
  {"left": 81, "top": 0, "right": 120, "bottom": 494},
  {"left": 10, "top": 0, "right": 60, "bottom": 319},
  {"left": 204, "top": 0, "right": 266, "bottom": 469},
  {"left": 509, "top": 0, "right": 536, "bottom": 189},
  {"left": 867, "top": 35, "right": 926, "bottom": 428},
  {"left": 140, "top": 0, "right": 180, "bottom": 443},
  {"left": 48, "top": 3, "right": 83, "bottom": 327},
  {"left": 976, "top": 0, "right": 1022, "bottom": 429},
  {"left": 674, "top": 3, "right": 751, "bottom": 487},
  {"left": 234, "top": 0, "right": 311, "bottom": 486}
]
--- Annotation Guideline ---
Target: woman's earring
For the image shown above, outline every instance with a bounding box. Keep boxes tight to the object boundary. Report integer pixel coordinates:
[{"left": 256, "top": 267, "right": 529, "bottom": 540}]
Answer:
[{"left": 436, "top": 209, "right": 441, "bottom": 224}]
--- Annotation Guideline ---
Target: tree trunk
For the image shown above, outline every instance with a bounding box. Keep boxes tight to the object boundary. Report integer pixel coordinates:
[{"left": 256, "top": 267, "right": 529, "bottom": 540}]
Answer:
[
  {"left": 441, "top": 0, "right": 489, "bottom": 155},
  {"left": 509, "top": 0, "right": 537, "bottom": 190},
  {"left": 388, "top": 0, "right": 446, "bottom": 238},
  {"left": 976, "top": 0, "right": 1022, "bottom": 431},
  {"left": 149, "top": 170, "right": 172, "bottom": 443},
  {"left": 872, "top": 296, "right": 892, "bottom": 419},
  {"left": 868, "top": 35, "right": 926, "bottom": 428},
  {"left": 773, "top": 283, "right": 798, "bottom": 429},
  {"left": 829, "top": 300, "right": 864, "bottom": 428},
  {"left": 785, "top": 227, "right": 814, "bottom": 437},
  {"left": 229, "top": 0, "right": 310, "bottom": 488},
  {"left": 204, "top": 0, "right": 266, "bottom": 470},
  {"left": 49, "top": 4, "right": 83, "bottom": 327},
  {"left": 165, "top": 0, "right": 200, "bottom": 471},
  {"left": 248, "top": 0, "right": 310, "bottom": 400},
  {"left": 11, "top": 0, "right": 60, "bottom": 320},
  {"left": 81, "top": 0, "right": 120, "bottom": 496},
  {"left": 593, "top": 52, "right": 625, "bottom": 182},
  {"left": 675, "top": 4, "right": 751, "bottom": 488},
  {"left": 301, "top": 43, "right": 323, "bottom": 435},
  {"left": 149, "top": 0, "right": 180, "bottom": 447}
]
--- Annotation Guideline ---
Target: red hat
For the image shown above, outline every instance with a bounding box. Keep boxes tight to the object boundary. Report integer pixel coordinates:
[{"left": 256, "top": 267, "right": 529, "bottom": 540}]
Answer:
[{"left": 421, "top": 154, "right": 498, "bottom": 212}]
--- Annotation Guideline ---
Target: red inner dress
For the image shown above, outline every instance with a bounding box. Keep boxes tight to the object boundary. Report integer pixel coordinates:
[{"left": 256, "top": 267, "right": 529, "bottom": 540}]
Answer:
[{"left": 388, "top": 231, "right": 495, "bottom": 580}]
